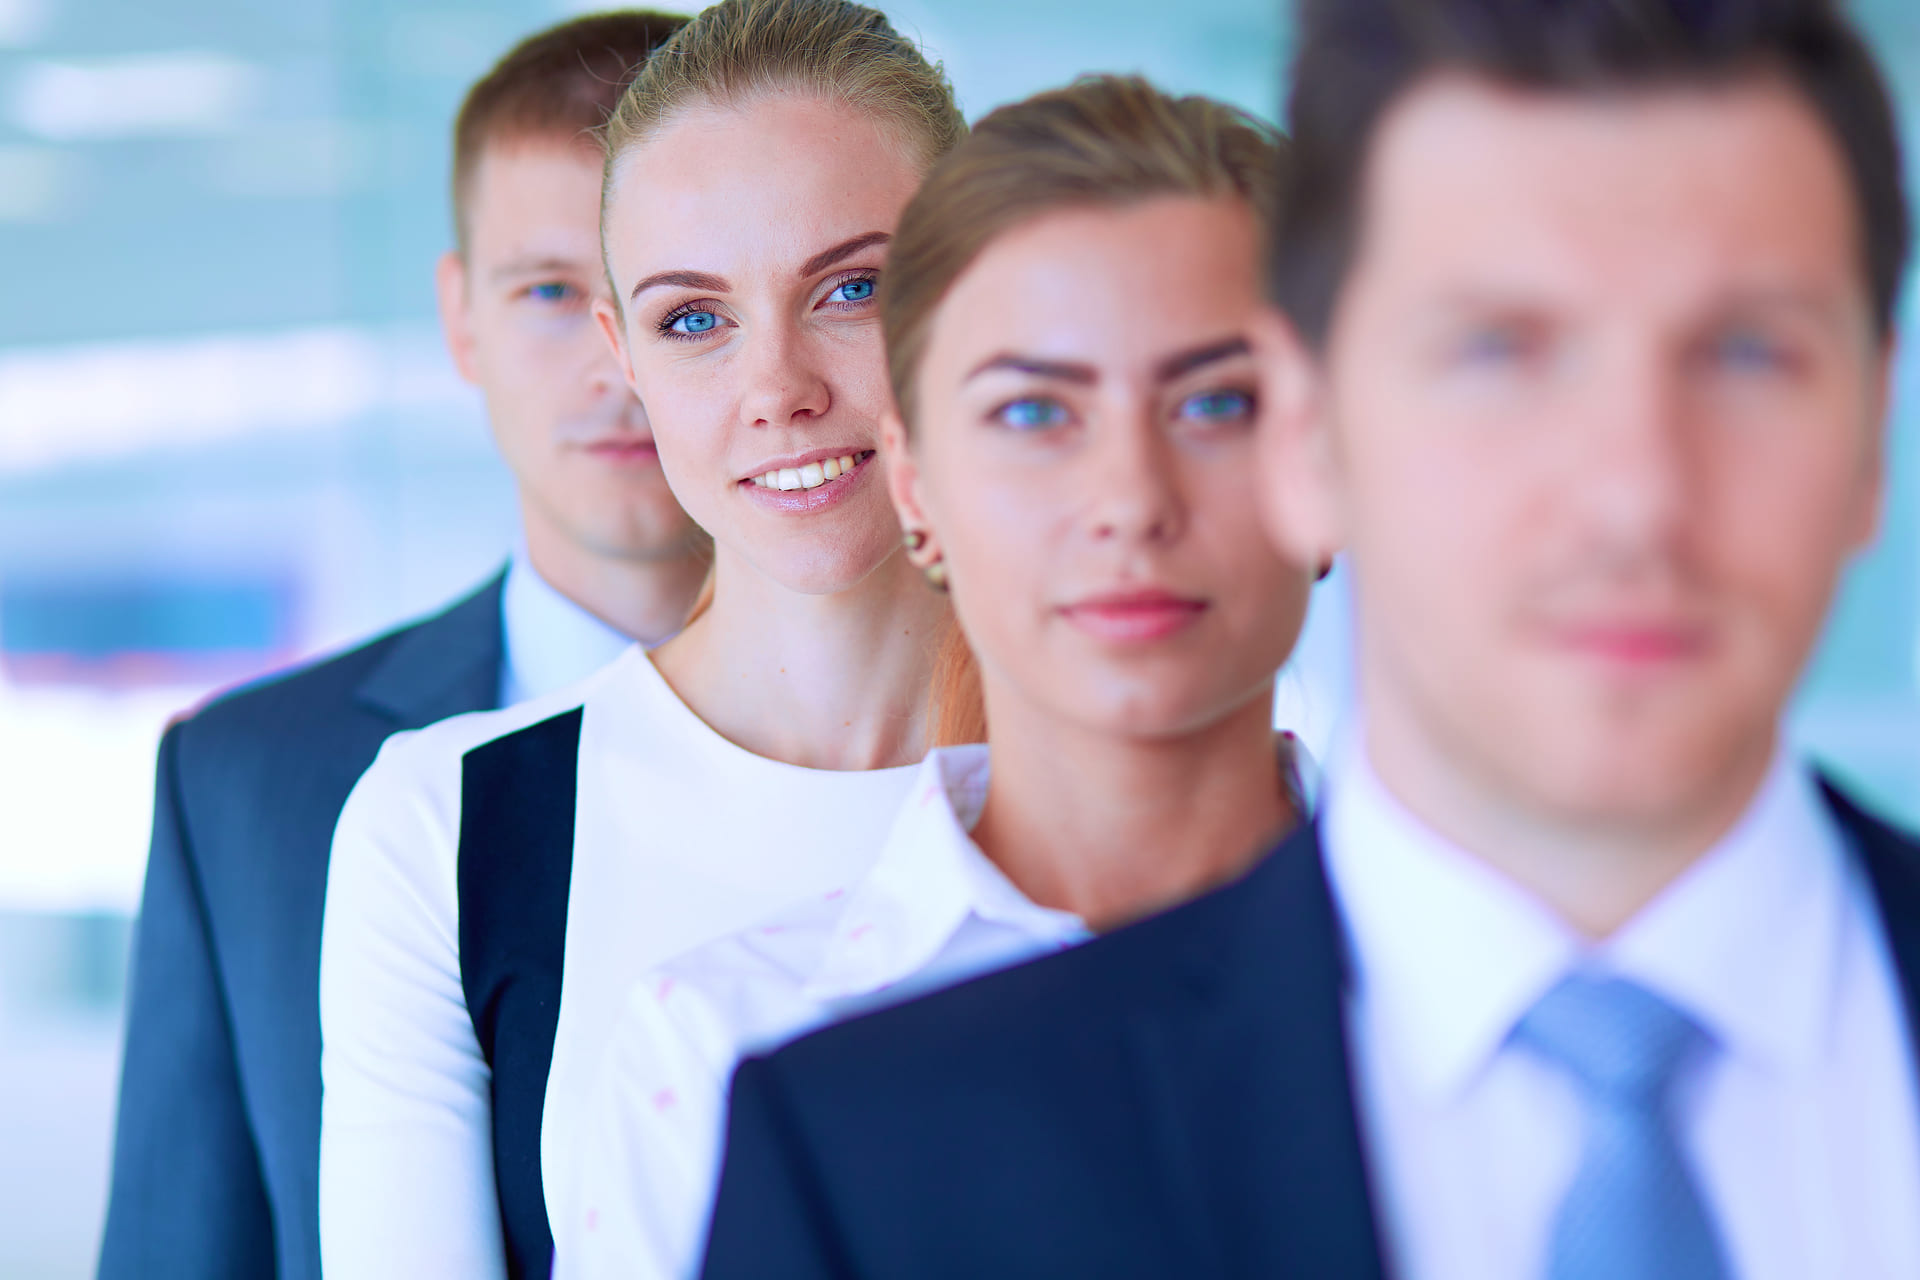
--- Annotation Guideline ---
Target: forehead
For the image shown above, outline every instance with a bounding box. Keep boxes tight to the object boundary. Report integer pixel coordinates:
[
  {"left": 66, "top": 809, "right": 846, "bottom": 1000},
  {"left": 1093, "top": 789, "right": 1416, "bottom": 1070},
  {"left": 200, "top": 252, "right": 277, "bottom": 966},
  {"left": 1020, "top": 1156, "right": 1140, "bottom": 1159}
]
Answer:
[
  {"left": 1346, "top": 73, "right": 1865, "bottom": 323},
  {"left": 465, "top": 136, "right": 604, "bottom": 254},
  {"left": 605, "top": 93, "right": 925, "bottom": 282},
  {"left": 930, "top": 197, "right": 1262, "bottom": 374}
]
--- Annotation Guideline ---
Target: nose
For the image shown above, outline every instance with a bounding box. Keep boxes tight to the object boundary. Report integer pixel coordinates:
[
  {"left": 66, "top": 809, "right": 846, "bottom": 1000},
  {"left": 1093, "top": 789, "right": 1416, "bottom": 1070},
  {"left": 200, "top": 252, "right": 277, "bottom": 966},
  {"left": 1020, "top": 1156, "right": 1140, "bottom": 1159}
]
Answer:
[
  {"left": 1084, "top": 412, "right": 1187, "bottom": 547},
  {"left": 740, "top": 323, "right": 831, "bottom": 429},
  {"left": 1568, "top": 346, "right": 1693, "bottom": 562},
  {"left": 581, "top": 320, "right": 631, "bottom": 401},
  {"left": 586, "top": 351, "right": 626, "bottom": 400}
]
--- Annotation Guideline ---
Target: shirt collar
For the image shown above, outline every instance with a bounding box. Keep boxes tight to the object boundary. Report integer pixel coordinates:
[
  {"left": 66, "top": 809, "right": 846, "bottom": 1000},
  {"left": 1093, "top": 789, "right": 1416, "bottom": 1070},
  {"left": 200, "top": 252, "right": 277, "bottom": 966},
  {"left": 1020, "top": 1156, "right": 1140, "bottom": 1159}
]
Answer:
[
  {"left": 1322, "top": 735, "right": 1851, "bottom": 1102},
  {"left": 801, "top": 745, "right": 1087, "bottom": 1002},
  {"left": 497, "top": 549, "right": 640, "bottom": 706}
]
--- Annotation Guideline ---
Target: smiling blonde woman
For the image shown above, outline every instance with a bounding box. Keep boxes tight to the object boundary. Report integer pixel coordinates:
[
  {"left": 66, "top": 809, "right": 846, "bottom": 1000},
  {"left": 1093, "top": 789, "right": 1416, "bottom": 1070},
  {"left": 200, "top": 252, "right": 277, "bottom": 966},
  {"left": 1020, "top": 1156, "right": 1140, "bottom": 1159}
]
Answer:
[{"left": 316, "top": 3, "right": 969, "bottom": 1277}]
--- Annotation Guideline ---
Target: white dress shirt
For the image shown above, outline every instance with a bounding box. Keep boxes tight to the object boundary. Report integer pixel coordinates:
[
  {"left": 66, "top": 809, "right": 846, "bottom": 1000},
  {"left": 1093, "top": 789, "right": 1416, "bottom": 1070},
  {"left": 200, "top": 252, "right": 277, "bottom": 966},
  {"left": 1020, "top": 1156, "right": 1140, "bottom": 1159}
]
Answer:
[
  {"left": 496, "top": 551, "right": 641, "bottom": 707},
  {"left": 1323, "top": 740, "right": 1920, "bottom": 1280},
  {"left": 318, "top": 647, "right": 920, "bottom": 1279},
  {"left": 553, "top": 738, "right": 1323, "bottom": 1280},
  {"left": 551, "top": 745, "right": 1091, "bottom": 1280}
]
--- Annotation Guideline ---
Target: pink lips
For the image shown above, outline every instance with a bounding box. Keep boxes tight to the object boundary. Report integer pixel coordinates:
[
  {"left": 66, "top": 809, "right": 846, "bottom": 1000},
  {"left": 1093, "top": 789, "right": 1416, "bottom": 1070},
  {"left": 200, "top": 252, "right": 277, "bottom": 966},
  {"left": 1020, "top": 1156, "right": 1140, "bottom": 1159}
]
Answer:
[
  {"left": 1551, "top": 621, "right": 1712, "bottom": 668},
  {"left": 1059, "top": 590, "right": 1209, "bottom": 643},
  {"left": 738, "top": 449, "right": 876, "bottom": 515}
]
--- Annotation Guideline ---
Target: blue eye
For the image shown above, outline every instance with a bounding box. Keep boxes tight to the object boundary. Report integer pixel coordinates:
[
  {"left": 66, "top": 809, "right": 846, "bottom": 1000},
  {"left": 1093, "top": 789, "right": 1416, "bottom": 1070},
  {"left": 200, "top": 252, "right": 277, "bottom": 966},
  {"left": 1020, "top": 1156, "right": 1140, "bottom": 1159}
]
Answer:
[
  {"left": 1713, "top": 331, "right": 1787, "bottom": 373},
  {"left": 528, "top": 282, "right": 577, "bottom": 303},
  {"left": 667, "top": 309, "right": 720, "bottom": 335},
  {"left": 1179, "top": 389, "right": 1254, "bottom": 423},
  {"left": 995, "top": 398, "right": 1071, "bottom": 431},
  {"left": 1458, "top": 327, "right": 1528, "bottom": 366},
  {"left": 827, "top": 277, "right": 876, "bottom": 304}
]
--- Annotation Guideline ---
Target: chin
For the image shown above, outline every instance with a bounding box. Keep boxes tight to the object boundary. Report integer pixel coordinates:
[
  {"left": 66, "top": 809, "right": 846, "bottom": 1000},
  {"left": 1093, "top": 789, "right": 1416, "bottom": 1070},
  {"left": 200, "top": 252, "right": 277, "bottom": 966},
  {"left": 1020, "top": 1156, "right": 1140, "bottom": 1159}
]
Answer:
[
  {"left": 1071, "top": 678, "right": 1256, "bottom": 742},
  {"left": 574, "top": 513, "right": 706, "bottom": 563},
  {"left": 1502, "top": 720, "right": 1761, "bottom": 832},
  {"left": 757, "top": 538, "right": 903, "bottom": 597}
]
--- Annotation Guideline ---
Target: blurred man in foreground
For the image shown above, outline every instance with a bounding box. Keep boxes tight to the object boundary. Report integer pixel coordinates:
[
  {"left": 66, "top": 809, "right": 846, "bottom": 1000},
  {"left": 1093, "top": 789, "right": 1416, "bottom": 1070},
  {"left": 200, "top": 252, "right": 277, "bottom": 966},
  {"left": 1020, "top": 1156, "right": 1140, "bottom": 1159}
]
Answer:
[
  {"left": 99, "top": 14, "right": 702, "bottom": 1278},
  {"left": 694, "top": 1, "right": 1920, "bottom": 1276}
]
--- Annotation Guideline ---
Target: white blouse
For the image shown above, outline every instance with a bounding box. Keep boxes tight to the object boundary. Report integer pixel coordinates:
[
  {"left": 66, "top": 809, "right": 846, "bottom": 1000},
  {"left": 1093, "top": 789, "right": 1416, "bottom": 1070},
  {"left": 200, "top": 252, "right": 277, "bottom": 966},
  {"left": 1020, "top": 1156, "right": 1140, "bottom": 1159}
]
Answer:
[
  {"left": 317, "top": 646, "right": 920, "bottom": 1279},
  {"left": 553, "top": 739, "right": 1314, "bottom": 1280}
]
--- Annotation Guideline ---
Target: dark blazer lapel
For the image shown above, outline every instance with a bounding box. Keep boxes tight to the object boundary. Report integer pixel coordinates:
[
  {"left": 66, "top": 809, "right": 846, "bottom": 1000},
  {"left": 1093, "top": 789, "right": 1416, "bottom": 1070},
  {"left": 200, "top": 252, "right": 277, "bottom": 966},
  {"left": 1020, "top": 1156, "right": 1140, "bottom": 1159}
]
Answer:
[
  {"left": 353, "top": 570, "right": 507, "bottom": 728},
  {"left": 1125, "top": 823, "right": 1389, "bottom": 1279},
  {"left": 1825, "top": 778, "right": 1920, "bottom": 1056}
]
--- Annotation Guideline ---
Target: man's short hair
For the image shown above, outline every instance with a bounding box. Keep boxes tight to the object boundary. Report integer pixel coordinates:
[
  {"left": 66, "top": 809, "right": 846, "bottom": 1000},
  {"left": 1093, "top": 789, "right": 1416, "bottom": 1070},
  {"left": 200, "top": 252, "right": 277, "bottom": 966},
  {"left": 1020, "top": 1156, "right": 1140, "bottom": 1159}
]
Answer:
[
  {"left": 1273, "top": 0, "right": 1910, "bottom": 347},
  {"left": 452, "top": 10, "right": 689, "bottom": 250}
]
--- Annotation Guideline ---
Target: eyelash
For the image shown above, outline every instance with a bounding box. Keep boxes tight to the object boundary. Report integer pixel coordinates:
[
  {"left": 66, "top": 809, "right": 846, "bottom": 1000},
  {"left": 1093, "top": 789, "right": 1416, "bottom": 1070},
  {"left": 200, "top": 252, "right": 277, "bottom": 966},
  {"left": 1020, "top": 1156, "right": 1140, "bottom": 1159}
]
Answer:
[
  {"left": 655, "top": 301, "right": 721, "bottom": 342},
  {"left": 1178, "top": 387, "right": 1257, "bottom": 424},
  {"left": 820, "top": 270, "right": 880, "bottom": 310},
  {"left": 990, "top": 396, "right": 1072, "bottom": 431}
]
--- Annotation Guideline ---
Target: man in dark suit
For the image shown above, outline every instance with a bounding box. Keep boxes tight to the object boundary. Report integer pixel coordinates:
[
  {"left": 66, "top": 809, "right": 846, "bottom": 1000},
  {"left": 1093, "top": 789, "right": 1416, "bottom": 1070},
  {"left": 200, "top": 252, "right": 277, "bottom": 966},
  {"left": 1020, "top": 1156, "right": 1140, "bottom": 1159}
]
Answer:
[
  {"left": 696, "top": 1, "right": 1920, "bottom": 1277},
  {"left": 96, "top": 14, "right": 702, "bottom": 1279}
]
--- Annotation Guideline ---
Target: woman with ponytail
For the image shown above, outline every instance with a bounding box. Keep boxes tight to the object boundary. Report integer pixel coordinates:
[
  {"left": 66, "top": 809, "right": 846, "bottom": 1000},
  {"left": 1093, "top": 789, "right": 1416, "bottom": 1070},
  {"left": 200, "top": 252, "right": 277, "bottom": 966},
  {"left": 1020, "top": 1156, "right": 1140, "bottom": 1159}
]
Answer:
[
  {"left": 560, "top": 73, "right": 1320, "bottom": 1280},
  {"left": 319, "top": 3, "right": 971, "bottom": 1276}
]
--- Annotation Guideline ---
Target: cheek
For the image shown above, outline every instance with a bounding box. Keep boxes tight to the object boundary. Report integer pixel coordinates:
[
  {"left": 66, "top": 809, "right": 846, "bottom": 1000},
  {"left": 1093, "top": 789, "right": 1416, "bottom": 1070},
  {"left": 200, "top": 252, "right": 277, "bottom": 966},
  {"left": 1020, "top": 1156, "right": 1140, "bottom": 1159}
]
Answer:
[
  {"left": 932, "top": 469, "right": 1058, "bottom": 642},
  {"left": 629, "top": 355, "right": 722, "bottom": 457},
  {"left": 1343, "top": 418, "right": 1533, "bottom": 675},
  {"left": 822, "top": 323, "right": 892, "bottom": 416},
  {"left": 1213, "top": 500, "right": 1306, "bottom": 612},
  {"left": 1188, "top": 464, "right": 1313, "bottom": 658},
  {"left": 1705, "top": 431, "right": 1868, "bottom": 638},
  {"left": 489, "top": 318, "right": 578, "bottom": 389},
  {"left": 1351, "top": 413, "right": 1501, "bottom": 572}
]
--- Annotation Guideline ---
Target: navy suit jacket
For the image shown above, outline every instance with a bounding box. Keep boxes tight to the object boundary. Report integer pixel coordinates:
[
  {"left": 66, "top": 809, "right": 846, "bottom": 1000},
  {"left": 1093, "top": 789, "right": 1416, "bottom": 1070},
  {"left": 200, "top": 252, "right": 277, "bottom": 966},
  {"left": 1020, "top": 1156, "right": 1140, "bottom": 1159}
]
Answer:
[
  {"left": 700, "top": 781, "right": 1920, "bottom": 1280},
  {"left": 98, "top": 575, "right": 504, "bottom": 1280}
]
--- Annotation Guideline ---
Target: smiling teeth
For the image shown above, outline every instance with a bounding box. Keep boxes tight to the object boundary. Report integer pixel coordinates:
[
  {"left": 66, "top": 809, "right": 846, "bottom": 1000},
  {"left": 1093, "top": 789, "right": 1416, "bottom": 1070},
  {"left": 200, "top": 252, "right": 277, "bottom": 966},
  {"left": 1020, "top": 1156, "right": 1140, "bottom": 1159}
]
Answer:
[{"left": 751, "top": 452, "right": 868, "bottom": 491}]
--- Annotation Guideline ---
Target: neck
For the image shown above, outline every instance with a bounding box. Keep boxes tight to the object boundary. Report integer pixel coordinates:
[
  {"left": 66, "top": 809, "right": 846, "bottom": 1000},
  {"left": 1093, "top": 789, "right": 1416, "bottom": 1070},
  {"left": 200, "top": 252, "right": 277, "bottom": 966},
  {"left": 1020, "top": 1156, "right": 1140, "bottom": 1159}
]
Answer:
[
  {"left": 521, "top": 507, "right": 709, "bottom": 648},
  {"left": 974, "top": 685, "right": 1295, "bottom": 932},
  {"left": 650, "top": 547, "right": 946, "bottom": 771},
  {"left": 1362, "top": 676, "right": 1779, "bottom": 940}
]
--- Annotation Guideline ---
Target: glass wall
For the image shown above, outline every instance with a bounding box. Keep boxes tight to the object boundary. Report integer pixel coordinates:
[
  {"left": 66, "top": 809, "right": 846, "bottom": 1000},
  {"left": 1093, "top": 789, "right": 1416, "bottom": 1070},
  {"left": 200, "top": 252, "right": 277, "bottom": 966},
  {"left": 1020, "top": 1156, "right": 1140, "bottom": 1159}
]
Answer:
[{"left": 0, "top": 1, "right": 1914, "bottom": 1274}]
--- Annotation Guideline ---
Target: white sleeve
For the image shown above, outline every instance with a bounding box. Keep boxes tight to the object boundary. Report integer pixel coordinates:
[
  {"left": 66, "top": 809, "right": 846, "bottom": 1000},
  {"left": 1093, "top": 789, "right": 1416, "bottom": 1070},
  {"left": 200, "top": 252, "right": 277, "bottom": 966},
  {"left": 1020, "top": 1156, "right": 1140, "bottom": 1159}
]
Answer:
[
  {"left": 551, "top": 974, "right": 740, "bottom": 1280},
  {"left": 319, "top": 730, "right": 507, "bottom": 1279}
]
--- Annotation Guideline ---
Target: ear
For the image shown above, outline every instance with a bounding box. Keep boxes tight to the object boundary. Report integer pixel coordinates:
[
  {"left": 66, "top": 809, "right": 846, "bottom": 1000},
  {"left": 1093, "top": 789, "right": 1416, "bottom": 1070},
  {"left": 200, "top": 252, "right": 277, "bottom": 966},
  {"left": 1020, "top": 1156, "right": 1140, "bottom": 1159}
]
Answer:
[
  {"left": 593, "top": 296, "right": 640, "bottom": 394},
  {"left": 435, "top": 250, "right": 480, "bottom": 386},
  {"left": 1846, "top": 336, "right": 1896, "bottom": 553},
  {"left": 881, "top": 407, "right": 934, "bottom": 558},
  {"left": 1252, "top": 304, "right": 1349, "bottom": 570}
]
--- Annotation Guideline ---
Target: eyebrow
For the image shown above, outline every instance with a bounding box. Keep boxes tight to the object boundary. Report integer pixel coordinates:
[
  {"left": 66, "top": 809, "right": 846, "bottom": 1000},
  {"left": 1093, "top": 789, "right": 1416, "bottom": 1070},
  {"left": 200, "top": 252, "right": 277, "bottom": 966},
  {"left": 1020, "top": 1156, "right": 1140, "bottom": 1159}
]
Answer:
[
  {"left": 799, "top": 231, "right": 891, "bottom": 279},
  {"left": 1421, "top": 286, "right": 1849, "bottom": 328},
  {"left": 489, "top": 256, "right": 590, "bottom": 284},
  {"left": 1154, "top": 336, "right": 1251, "bottom": 382},
  {"left": 965, "top": 354, "right": 1098, "bottom": 385},
  {"left": 623, "top": 231, "right": 893, "bottom": 305},
  {"left": 629, "top": 269, "right": 731, "bottom": 304},
  {"left": 965, "top": 336, "right": 1253, "bottom": 387}
]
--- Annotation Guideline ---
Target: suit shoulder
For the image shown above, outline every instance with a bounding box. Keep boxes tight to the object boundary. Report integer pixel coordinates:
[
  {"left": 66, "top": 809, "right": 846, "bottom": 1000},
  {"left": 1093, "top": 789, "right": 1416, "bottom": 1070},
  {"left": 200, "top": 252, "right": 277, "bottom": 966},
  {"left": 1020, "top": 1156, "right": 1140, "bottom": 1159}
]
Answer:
[
  {"left": 190, "top": 627, "right": 402, "bottom": 728},
  {"left": 1825, "top": 779, "right": 1920, "bottom": 850},
  {"left": 1824, "top": 777, "right": 1920, "bottom": 893},
  {"left": 174, "top": 582, "right": 497, "bottom": 753},
  {"left": 764, "top": 825, "right": 1318, "bottom": 1092},
  {"left": 340, "top": 657, "right": 622, "bottom": 829}
]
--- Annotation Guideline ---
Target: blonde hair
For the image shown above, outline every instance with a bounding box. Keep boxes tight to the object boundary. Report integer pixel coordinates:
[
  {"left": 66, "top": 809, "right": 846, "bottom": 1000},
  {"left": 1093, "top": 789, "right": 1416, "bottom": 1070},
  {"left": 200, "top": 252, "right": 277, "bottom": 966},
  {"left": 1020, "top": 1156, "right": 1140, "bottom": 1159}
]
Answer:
[
  {"left": 882, "top": 75, "right": 1289, "bottom": 746},
  {"left": 599, "top": 0, "right": 965, "bottom": 264}
]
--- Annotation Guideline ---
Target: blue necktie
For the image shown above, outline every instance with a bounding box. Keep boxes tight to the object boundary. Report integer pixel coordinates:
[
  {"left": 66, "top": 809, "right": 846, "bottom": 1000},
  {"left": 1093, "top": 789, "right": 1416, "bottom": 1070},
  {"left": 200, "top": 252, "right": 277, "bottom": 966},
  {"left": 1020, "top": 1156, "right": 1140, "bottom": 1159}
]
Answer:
[{"left": 1513, "top": 974, "right": 1733, "bottom": 1280}]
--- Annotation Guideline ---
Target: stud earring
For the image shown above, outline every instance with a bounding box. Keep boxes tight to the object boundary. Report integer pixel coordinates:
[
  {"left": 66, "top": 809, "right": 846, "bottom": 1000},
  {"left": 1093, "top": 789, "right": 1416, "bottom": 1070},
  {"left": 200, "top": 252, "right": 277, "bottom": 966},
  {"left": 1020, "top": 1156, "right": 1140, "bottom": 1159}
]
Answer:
[
  {"left": 923, "top": 559, "right": 949, "bottom": 593},
  {"left": 904, "top": 528, "right": 928, "bottom": 554}
]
